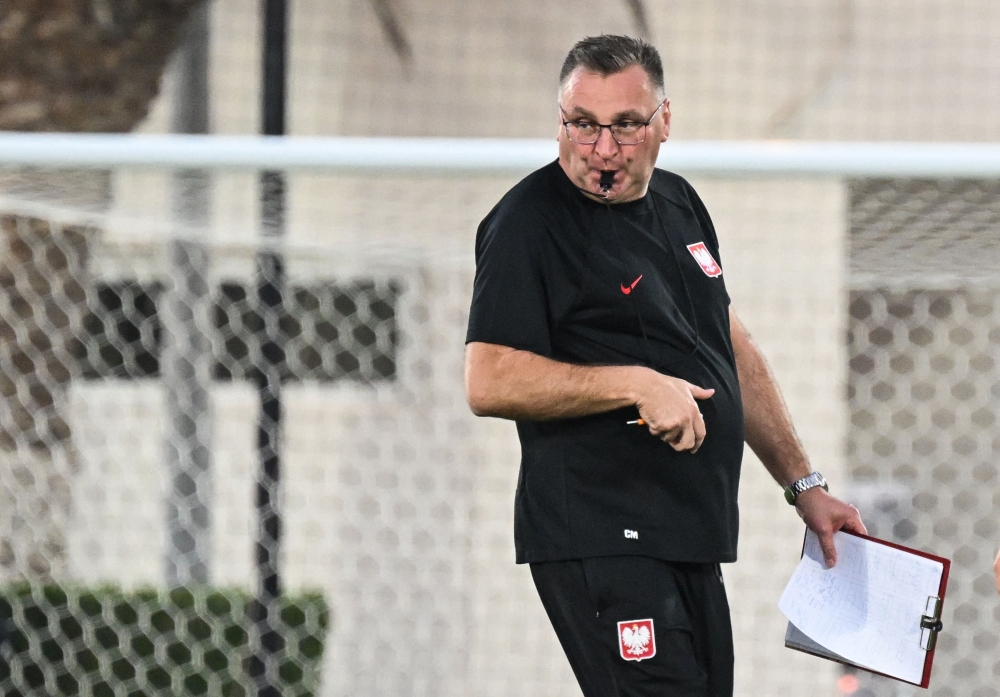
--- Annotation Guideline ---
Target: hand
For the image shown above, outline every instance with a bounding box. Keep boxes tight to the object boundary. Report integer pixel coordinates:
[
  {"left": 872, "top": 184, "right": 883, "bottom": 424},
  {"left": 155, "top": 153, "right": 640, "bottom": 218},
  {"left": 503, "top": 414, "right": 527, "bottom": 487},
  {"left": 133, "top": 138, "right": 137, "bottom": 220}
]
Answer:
[
  {"left": 794, "top": 487, "right": 867, "bottom": 567},
  {"left": 994, "top": 546, "right": 1000, "bottom": 595},
  {"left": 632, "top": 369, "right": 715, "bottom": 453}
]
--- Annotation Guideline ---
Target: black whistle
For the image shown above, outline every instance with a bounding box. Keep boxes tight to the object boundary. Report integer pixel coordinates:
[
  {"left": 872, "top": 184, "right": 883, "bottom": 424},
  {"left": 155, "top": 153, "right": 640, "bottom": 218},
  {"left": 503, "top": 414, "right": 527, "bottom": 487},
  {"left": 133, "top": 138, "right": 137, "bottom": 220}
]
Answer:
[{"left": 599, "top": 171, "right": 615, "bottom": 192}]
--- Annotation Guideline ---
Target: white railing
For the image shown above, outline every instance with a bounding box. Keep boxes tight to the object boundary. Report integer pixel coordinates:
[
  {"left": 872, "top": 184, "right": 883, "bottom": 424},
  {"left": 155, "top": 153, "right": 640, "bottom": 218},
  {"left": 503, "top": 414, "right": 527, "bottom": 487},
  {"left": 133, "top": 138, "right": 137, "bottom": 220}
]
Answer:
[{"left": 1, "top": 133, "right": 1000, "bottom": 176}]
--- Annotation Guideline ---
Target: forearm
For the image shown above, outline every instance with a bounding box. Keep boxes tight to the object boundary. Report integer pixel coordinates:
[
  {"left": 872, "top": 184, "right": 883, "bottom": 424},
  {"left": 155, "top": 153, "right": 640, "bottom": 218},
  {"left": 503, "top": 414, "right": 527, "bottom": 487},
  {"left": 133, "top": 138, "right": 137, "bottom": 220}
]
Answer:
[
  {"left": 730, "top": 310, "right": 867, "bottom": 566},
  {"left": 465, "top": 341, "right": 644, "bottom": 420},
  {"left": 731, "top": 311, "right": 811, "bottom": 487}
]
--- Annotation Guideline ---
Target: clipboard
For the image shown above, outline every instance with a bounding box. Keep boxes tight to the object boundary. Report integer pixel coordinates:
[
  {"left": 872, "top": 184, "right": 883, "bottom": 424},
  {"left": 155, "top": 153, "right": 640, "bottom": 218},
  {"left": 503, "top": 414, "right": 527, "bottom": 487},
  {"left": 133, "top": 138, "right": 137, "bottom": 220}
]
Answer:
[{"left": 780, "top": 529, "right": 950, "bottom": 689}]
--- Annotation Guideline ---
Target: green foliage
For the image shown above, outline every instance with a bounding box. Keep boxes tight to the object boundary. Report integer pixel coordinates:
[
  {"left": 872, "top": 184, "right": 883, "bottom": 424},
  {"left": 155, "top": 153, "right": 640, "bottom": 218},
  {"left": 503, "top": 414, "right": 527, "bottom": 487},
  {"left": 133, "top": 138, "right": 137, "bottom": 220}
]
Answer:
[{"left": 0, "top": 585, "right": 328, "bottom": 697}]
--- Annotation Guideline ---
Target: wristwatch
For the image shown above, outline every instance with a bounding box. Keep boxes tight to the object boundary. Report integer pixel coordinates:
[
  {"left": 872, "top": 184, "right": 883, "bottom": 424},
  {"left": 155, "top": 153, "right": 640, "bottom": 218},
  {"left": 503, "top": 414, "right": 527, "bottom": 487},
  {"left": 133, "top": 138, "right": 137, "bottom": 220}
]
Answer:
[{"left": 784, "top": 471, "right": 829, "bottom": 505}]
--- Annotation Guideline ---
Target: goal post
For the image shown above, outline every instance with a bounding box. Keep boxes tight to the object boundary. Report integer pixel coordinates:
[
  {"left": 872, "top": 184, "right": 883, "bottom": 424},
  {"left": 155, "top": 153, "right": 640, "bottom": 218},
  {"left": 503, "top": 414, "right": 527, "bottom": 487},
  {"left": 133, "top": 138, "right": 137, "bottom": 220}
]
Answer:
[
  {"left": 2, "top": 132, "right": 1000, "bottom": 175},
  {"left": 0, "top": 135, "right": 997, "bottom": 697}
]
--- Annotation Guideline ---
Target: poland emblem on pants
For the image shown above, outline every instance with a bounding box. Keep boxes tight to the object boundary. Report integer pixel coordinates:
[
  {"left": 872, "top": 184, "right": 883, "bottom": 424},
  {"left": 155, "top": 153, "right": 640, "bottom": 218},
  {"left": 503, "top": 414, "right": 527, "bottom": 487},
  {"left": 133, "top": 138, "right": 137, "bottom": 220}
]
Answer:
[{"left": 617, "top": 618, "right": 656, "bottom": 661}]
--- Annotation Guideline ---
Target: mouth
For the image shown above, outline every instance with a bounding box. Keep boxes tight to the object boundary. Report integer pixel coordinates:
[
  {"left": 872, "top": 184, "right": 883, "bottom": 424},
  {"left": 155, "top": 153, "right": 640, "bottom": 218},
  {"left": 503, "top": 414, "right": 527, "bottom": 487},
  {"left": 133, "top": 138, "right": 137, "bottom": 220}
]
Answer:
[{"left": 597, "top": 169, "right": 618, "bottom": 191}]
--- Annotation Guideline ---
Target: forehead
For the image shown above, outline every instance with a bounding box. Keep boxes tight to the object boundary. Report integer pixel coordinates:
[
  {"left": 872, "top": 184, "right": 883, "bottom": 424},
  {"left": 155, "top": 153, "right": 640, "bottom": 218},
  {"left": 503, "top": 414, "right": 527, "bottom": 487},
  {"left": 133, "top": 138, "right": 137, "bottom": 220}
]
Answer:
[{"left": 560, "top": 65, "right": 659, "bottom": 117}]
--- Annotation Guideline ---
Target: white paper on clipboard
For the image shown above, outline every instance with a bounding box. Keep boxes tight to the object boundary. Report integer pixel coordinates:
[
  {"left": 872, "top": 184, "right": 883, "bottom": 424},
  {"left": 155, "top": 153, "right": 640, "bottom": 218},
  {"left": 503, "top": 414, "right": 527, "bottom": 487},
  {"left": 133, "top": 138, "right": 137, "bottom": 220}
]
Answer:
[{"left": 778, "top": 530, "right": 944, "bottom": 685}]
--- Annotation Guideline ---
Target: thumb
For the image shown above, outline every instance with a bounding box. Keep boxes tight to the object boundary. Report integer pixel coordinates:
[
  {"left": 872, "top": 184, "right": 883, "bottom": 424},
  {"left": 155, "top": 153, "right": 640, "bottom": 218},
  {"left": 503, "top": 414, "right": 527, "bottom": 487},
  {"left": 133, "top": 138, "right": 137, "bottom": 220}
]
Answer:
[
  {"left": 842, "top": 507, "right": 868, "bottom": 536},
  {"left": 688, "top": 383, "right": 716, "bottom": 400}
]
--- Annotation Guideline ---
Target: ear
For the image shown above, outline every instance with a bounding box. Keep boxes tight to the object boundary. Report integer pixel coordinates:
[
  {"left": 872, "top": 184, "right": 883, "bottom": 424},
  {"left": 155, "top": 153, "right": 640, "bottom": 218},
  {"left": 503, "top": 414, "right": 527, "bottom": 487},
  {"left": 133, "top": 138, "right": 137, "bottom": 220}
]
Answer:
[{"left": 661, "top": 100, "right": 672, "bottom": 142}]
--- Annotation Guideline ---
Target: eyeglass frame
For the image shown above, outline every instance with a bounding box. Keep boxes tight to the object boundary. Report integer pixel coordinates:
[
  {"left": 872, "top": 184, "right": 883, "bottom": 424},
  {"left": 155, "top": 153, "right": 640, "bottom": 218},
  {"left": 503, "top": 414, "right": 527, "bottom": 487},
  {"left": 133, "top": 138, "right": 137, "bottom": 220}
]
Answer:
[{"left": 558, "top": 99, "right": 667, "bottom": 145}]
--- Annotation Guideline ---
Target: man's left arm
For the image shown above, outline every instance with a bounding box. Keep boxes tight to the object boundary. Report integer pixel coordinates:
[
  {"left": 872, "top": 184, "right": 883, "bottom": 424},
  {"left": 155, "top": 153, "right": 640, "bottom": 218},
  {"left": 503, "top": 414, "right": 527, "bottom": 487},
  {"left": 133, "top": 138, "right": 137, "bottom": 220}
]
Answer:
[{"left": 730, "top": 308, "right": 866, "bottom": 567}]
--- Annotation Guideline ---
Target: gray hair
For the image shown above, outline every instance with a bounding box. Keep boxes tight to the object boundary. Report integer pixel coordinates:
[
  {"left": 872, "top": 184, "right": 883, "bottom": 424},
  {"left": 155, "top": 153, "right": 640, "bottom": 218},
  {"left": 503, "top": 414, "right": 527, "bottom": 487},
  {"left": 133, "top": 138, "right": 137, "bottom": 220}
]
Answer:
[{"left": 559, "top": 35, "right": 665, "bottom": 98}]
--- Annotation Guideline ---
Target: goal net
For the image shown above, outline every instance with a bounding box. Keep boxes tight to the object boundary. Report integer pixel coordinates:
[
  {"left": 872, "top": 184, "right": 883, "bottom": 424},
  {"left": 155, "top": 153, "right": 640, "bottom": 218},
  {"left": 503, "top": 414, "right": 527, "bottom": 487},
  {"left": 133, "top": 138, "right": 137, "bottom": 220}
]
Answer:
[{"left": 0, "top": 138, "right": 997, "bottom": 697}]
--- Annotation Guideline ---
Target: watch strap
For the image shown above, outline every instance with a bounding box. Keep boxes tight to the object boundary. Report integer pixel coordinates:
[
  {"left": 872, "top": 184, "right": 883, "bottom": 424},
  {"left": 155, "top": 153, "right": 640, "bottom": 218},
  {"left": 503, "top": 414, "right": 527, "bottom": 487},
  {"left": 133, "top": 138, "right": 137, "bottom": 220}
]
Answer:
[{"left": 784, "top": 471, "right": 829, "bottom": 505}]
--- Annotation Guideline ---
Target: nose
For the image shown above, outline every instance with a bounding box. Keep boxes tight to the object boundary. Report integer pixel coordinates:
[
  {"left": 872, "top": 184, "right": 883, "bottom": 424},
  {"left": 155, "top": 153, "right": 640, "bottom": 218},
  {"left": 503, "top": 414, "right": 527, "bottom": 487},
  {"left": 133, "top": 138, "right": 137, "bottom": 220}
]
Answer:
[{"left": 594, "top": 126, "right": 620, "bottom": 159}]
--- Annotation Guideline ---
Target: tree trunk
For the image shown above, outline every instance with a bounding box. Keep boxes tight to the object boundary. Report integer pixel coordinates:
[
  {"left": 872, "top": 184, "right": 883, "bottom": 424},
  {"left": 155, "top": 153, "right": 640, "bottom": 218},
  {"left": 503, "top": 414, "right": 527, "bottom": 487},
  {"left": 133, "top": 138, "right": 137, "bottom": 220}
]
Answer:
[{"left": 0, "top": 0, "right": 203, "bottom": 582}]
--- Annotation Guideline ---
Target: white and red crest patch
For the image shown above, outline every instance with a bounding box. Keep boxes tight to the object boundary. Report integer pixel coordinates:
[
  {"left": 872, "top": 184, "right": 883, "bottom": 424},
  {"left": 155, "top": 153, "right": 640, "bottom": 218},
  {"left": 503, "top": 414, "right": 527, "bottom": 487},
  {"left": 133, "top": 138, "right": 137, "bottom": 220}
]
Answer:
[
  {"left": 617, "top": 619, "right": 656, "bottom": 662},
  {"left": 686, "top": 242, "right": 722, "bottom": 277}
]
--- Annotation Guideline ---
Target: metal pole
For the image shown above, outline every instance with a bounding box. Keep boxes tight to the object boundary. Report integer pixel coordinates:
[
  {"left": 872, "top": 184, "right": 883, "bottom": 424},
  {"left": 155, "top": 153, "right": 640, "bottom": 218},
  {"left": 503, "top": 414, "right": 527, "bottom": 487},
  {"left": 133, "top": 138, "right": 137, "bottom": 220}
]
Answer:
[
  {"left": 249, "top": 1, "right": 287, "bottom": 694},
  {"left": 164, "top": 0, "right": 213, "bottom": 588}
]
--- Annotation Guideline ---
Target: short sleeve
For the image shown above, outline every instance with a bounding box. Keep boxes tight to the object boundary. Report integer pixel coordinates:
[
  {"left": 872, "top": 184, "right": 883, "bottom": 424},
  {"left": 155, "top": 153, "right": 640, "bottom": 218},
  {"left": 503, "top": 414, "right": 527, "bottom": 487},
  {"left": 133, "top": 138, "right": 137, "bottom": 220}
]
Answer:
[
  {"left": 465, "top": 203, "right": 553, "bottom": 357},
  {"left": 686, "top": 183, "right": 722, "bottom": 259}
]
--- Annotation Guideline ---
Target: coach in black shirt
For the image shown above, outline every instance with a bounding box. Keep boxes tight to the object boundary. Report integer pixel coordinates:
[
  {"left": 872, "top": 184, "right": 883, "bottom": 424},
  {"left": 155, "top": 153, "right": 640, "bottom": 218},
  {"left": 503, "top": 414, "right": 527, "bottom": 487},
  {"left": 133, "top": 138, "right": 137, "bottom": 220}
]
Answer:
[{"left": 465, "top": 35, "right": 865, "bottom": 697}]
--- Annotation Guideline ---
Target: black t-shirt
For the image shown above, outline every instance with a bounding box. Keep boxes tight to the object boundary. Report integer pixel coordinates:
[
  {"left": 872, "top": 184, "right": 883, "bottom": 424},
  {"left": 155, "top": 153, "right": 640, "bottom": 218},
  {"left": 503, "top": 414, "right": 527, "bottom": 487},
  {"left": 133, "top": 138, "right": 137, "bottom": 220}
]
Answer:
[{"left": 466, "top": 160, "right": 744, "bottom": 564}]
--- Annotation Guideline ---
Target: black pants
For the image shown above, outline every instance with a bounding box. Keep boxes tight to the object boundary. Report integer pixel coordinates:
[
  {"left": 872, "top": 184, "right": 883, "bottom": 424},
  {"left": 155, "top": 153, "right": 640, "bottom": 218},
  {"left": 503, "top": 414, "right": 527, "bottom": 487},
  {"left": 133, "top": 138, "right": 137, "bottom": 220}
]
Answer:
[{"left": 530, "top": 556, "right": 734, "bottom": 697}]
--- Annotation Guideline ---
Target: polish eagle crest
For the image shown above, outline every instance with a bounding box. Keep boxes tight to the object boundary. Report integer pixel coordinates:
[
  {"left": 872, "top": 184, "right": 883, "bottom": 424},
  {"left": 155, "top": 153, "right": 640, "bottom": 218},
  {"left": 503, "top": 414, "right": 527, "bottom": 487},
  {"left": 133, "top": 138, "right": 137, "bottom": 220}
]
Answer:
[
  {"left": 617, "top": 619, "right": 656, "bottom": 661},
  {"left": 686, "top": 242, "right": 723, "bottom": 277}
]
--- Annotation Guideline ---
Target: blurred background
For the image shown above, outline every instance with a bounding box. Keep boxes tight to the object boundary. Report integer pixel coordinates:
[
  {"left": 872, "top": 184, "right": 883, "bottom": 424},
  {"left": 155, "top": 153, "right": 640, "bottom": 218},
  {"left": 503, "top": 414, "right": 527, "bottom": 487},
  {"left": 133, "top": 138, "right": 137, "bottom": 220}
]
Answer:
[{"left": 0, "top": 1, "right": 998, "bottom": 696}]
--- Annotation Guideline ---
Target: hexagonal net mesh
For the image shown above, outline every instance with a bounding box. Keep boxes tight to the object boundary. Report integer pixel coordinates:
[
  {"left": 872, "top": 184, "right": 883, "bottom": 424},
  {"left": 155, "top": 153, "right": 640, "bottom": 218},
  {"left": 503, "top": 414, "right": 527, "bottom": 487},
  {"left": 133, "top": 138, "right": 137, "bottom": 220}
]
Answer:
[
  {"left": 848, "top": 180, "right": 1000, "bottom": 697},
  {"left": 1, "top": 163, "right": 998, "bottom": 697},
  {"left": 0, "top": 164, "right": 554, "bottom": 697}
]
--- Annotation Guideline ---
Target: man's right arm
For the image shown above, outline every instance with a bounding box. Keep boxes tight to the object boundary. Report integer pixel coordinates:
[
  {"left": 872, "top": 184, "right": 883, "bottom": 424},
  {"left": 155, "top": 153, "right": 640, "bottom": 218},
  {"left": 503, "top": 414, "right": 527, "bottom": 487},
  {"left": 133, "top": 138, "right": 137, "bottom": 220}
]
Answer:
[{"left": 464, "top": 341, "right": 714, "bottom": 452}]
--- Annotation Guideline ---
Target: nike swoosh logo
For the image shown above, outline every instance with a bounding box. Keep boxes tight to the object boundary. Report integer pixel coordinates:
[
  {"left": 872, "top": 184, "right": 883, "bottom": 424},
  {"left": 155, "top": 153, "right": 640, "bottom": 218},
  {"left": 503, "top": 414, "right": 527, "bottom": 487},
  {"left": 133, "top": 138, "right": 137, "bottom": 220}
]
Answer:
[{"left": 621, "top": 274, "right": 643, "bottom": 295}]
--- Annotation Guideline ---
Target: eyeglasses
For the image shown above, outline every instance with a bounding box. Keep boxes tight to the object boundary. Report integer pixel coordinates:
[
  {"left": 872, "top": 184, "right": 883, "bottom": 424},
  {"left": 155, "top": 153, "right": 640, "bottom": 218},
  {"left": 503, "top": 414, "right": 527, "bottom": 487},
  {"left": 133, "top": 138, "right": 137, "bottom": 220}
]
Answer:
[{"left": 559, "top": 100, "right": 665, "bottom": 145}]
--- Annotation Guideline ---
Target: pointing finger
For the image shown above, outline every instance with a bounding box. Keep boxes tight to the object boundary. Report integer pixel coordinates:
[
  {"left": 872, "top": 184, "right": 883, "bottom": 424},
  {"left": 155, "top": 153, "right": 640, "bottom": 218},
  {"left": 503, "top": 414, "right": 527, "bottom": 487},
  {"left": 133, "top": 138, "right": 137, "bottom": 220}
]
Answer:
[{"left": 818, "top": 530, "right": 837, "bottom": 568}]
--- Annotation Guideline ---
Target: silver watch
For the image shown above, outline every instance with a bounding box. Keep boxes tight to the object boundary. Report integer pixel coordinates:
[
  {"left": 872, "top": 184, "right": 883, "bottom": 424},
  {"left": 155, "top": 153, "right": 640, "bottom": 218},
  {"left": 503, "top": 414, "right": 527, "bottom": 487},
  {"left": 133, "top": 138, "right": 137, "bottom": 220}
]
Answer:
[{"left": 784, "top": 471, "right": 828, "bottom": 505}]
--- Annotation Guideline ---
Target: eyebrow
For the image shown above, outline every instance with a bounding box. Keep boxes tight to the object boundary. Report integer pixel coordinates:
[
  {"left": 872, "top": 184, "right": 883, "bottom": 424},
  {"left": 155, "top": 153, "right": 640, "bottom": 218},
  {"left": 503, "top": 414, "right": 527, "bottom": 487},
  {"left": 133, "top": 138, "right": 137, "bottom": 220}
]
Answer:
[{"left": 562, "top": 105, "right": 648, "bottom": 122}]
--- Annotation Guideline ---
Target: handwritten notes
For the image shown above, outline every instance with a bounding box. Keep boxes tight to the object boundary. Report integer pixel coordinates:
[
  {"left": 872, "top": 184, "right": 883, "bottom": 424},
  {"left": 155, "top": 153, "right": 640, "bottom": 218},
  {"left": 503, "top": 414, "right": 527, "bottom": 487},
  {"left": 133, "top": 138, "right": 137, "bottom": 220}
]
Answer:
[{"left": 779, "top": 530, "right": 944, "bottom": 685}]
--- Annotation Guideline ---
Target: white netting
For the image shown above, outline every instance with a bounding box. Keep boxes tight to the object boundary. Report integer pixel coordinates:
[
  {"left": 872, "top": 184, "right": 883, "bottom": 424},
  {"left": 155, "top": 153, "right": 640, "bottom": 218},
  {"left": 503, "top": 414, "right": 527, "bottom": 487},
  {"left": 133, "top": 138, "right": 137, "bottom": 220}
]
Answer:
[
  {"left": 3, "top": 1, "right": 1000, "bottom": 695},
  {"left": 847, "top": 180, "right": 1000, "bottom": 697},
  {"left": 2, "top": 167, "right": 998, "bottom": 697},
  {"left": 0, "top": 163, "right": 856, "bottom": 697}
]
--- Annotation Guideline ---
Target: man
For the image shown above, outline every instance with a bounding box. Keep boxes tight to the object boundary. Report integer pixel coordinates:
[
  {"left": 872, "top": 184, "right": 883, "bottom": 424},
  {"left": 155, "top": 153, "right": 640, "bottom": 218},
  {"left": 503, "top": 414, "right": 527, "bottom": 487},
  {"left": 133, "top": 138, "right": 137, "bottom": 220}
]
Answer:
[{"left": 464, "top": 35, "right": 866, "bottom": 697}]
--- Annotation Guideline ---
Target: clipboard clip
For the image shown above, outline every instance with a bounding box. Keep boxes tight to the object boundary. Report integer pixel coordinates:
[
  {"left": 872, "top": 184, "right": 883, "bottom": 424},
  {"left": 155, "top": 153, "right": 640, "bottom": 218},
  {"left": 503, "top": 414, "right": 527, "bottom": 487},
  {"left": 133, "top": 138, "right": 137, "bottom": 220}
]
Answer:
[{"left": 919, "top": 596, "right": 943, "bottom": 651}]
